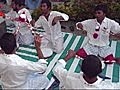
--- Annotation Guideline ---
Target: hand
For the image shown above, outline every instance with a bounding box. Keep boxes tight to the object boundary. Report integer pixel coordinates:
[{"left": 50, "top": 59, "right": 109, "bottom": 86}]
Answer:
[
  {"left": 34, "top": 35, "right": 42, "bottom": 48},
  {"left": 76, "top": 23, "right": 83, "bottom": 30},
  {"left": 64, "top": 50, "right": 76, "bottom": 62},
  {"left": 52, "top": 16, "right": 62, "bottom": 26}
]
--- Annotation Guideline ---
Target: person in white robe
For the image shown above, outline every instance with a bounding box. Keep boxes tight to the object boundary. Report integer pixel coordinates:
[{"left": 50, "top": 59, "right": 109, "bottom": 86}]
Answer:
[
  {"left": 13, "top": 1, "right": 34, "bottom": 45},
  {"left": 0, "top": 33, "right": 49, "bottom": 89},
  {"left": 34, "top": 0, "right": 69, "bottom": 54},
  {"left": 68, "top": 4, "right": 120, "bottom": 64},
  {"left": 53, "top": 51, "right": 120, "bottom": 89}
]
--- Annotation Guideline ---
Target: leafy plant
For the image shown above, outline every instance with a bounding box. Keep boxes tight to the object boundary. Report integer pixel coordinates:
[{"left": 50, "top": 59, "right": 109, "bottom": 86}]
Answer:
[{"left": 32, "top": 0, "right": 120, "bottom": 23}]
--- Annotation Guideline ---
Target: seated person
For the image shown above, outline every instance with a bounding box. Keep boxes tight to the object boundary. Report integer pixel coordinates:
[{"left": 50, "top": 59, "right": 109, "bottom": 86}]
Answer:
[
  {"left": 34, "top": 0, "right": 69, "bottom": 54},
  {"left": 13, "top": 0, "right": 34, "bottom": 45},
  {"left": 68, "top": 4, "right": 120, "bottom": 64},
  {"left": 53, "top": 53, "right": 120, "bottom": 89},
  {"left": 0, "top": 33, "right": 49, "bottom": 89}
]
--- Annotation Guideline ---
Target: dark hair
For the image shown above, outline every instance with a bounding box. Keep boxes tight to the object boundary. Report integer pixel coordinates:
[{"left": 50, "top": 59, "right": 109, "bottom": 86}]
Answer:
[
  {"left": 0, "top": 33, "right": 17, "bottom": 54},
  {"left": 94, "top": 4, "right": 108, "bottom": 14},
  {"left": 81, "top": 55, "right": 102, "bottom": 78},
  {"left": 41, "top": 0, "right": 51, "bottom": 9},
  {"left": 0, "top": 0, "right": 6, "bottom": 4}
]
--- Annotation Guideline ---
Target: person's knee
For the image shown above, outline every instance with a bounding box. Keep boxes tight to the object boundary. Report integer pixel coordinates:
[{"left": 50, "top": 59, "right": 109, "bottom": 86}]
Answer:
[{"left": 54, "top": 47, "right": 63, "bottom": 54}]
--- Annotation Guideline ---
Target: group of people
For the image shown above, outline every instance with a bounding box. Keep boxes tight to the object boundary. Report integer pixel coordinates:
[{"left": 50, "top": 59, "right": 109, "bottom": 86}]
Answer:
[{"left": 0, "top": 0, "right": 120, "bottom": 89}]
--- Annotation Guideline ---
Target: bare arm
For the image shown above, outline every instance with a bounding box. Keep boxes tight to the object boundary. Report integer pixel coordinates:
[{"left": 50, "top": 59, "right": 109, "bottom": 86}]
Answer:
[
  {"left": 52, "top": 16, "right": 64, "bottom": 26},
  {"left": 34, "top": 35, "right": 44, "bottom": 59}
]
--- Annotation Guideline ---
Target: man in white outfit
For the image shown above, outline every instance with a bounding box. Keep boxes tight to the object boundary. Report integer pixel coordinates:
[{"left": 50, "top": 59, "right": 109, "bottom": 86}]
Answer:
[
  {"left": 34, "top": 0, "right": 69, "bottom": 53},
  {"left": 53, "top": 51, "right": 120, "bottom": 89},
  {"left": 0, "top": 33, "right": 49, "bottom": 89},
  {"left": 13, "top": 0, "right": 34, "bottom": 45},
  {"left": 69, "top": 4, "right": 120, "bottom": 64}
]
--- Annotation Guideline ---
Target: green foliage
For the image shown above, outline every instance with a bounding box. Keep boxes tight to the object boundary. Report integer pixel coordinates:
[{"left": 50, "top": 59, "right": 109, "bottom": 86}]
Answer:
[
  {"left": 31, "top": 8, "right": 42, "bottom": 21},
  {"left": 53, "top": 0, "right": 120, "bottom": 22},
  {"left": 31, "top": 0, "right": 120, "bottom": 22}
]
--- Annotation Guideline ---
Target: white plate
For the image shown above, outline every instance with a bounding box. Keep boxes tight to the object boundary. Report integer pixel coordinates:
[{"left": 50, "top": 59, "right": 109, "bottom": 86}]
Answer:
[{"left": 41, "top": 48, "right": 53, "bottom": 58}]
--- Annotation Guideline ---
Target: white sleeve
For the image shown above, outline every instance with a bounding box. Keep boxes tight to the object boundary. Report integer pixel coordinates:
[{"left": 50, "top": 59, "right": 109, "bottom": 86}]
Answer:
[
  {"left": 53, "top": 59, "right": 68, "bottom": 85},
  {"left": 54, "top": 11, "right": 69, "bottom": 21},
  {"left": 110, "top": 20, "right": 120, "bottom": 34},
  {"left": 25, "top": 10, "right": 32, "bottom": 22},
  {"left": 76, "top": 20, "right": 90, "bottom": 31},
  {"left": 25, "top": 59, "right": 48, "bottom": 73}
]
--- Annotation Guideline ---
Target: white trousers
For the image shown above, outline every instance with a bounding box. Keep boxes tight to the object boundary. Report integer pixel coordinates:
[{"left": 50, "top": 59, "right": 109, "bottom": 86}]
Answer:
[
  {"left": 16, "top": 31, "right": 34, "bottom": 45},
  {"left": 41, "top": 36, "right": 64, "bottom": 54},
  {"left": 83, "top": 43, "right": 113, "bottom": 58}
]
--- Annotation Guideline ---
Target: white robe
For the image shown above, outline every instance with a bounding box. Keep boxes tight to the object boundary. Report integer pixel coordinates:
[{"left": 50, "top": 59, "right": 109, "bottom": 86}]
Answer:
[
  {"left": 16, "top": 8, "right": 34, "bottom": 45},
  {"left": 53, "top": 59, "right": 120, "bottom": 89},
  {"left": 0, "top": 54, "right": 49, "bottom": 89},
  {"left": 35, "top": 11, "right": 69, "bottom": 53},
  {"left": 76, "top": 17, "right": 120, "bottom": 58}
]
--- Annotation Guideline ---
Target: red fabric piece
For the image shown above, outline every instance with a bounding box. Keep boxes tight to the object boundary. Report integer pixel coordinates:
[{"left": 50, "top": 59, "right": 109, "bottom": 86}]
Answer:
[
  {"left": 93, "top": 33, "right": 98, "bottom": 39},
  {"left": 104, "top": 54, "right": 115, "bottom": 61},
  {"left": 76, "top": 48, "right": 87, "bottom": 58},
  {"left": 19, "top": 16, "right": 25, "bottom": 22}
]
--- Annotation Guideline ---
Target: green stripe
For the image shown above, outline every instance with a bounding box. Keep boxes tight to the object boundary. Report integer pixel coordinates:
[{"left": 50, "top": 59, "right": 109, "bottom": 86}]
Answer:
[
  {"left": 20, "top": 45, "right": 35, "bottom": 49},
  {"left": 65, "top": 36, "right": 84, "bottom": 71},
  {"left": 69, "top": 37, "right": 84, "bottom": 72},
  {"left": 17, "top": 49, "right": 37, "bottom": 55},
  {"left": 47, "top": 34, "right": 76, "bottom": 79},
  {"left": 46, "top": 34, "right": 69, "bottom": 64},
  {"left": 112, "top": 64, "right": 119, "bottom": 82},
  {"left": 62, "top": 35, "right": 76, "bottom": 70},
  {"left": 47, "top": 34, "right": 70, "bottom": 79},
  {"left": 112, "top": 41, "right": 120, "bottom": 82},
  {"left": 17, "top": 54, "right": 38, "bottom": 62},
  {"left": 59, "top": 35, "right": 77, "bottom": 59},
  {"left": 74, "top": 60, "right": 82, "bottom": 73}
]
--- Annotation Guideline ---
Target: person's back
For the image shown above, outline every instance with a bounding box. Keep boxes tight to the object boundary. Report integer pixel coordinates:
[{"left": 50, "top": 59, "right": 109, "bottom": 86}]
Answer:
[
  {"left": 64, "top": 72, "right": 114, "bottom": 89},
  {"left": 0, "top": 33, "right": 49, "bottom": 89},
  {"left": 53, "top": 53, "right": 120, "bottom": 89}
]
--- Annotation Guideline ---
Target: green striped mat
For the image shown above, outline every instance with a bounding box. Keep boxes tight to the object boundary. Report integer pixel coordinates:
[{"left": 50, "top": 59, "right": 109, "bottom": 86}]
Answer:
[
  {"left": 3, "top": 29, "right": 120, "bottom": 88},
  {"left": 16, "top": 32, "right": 120, "bottom": 83}
]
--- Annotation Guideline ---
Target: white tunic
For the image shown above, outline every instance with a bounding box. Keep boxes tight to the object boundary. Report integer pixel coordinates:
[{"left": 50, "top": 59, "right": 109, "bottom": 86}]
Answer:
[
  {"left": 35, "top": 11, "right": 69, "bottom": 53},
  {"left": 76, "top": 17, "right": 120, "bottom": 47},
  {"left": 53, "top": 59, "right": 120, "bottom": 89},
  {"left": 0, "top": 54, "right": 49, "bottom": 89},
  {"left": 17, "top": 8, "right": 32, "bottom": 35}
]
